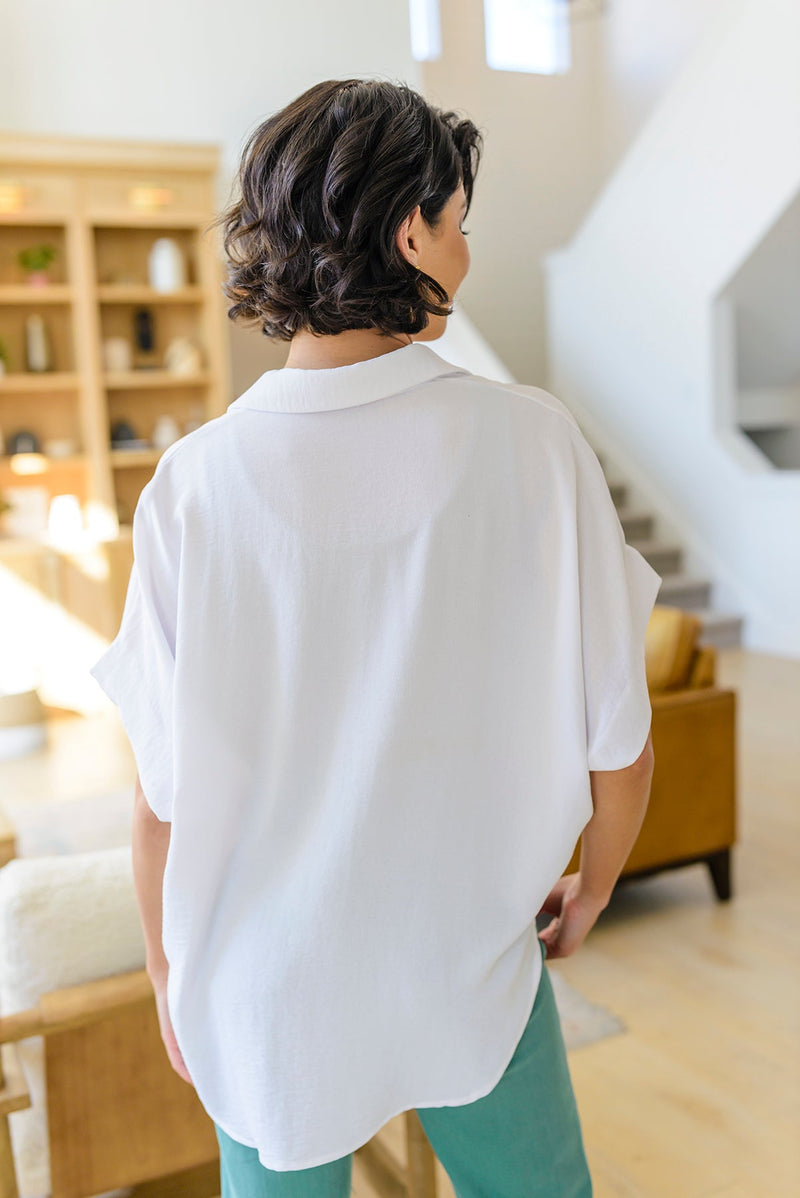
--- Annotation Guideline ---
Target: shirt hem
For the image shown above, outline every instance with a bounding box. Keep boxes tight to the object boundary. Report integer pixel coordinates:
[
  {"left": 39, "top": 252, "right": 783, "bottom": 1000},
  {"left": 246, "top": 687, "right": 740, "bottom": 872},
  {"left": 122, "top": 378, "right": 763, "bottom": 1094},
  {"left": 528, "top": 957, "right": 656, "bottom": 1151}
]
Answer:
[{"left": 209, "top": 935, "right": 547, "bottom": 1173}]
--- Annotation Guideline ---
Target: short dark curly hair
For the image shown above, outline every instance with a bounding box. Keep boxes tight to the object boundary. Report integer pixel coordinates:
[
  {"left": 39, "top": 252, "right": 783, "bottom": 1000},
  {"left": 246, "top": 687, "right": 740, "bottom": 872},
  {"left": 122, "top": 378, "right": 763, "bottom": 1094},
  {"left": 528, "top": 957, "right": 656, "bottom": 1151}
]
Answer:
[{"left": 208, "top": 79, "right": 482, "bottom": 341}]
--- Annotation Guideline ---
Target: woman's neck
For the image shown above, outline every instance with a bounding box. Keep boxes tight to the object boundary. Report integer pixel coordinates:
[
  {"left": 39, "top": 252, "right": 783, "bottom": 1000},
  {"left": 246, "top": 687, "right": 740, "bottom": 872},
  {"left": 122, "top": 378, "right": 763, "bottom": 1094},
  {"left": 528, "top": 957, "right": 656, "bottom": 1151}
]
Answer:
[{"left": 284, "top": 327, "right": 413, "bottom": 370}]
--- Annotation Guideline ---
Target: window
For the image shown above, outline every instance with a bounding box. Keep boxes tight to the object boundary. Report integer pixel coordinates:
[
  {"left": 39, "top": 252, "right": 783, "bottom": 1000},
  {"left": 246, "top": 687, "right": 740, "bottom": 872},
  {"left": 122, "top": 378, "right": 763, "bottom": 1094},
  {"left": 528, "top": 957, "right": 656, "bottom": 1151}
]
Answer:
[
  {"left": 409, "top": 0, "right": 442, "bottom": 62},
  {"left": 484, "top": 0, "right": 571, "bottom": 75}
]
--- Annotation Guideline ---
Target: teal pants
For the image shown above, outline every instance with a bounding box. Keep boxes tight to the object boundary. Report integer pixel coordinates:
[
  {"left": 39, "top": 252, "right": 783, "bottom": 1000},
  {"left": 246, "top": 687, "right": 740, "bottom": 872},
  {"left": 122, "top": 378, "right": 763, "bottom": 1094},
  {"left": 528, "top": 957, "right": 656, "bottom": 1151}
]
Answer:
[{"left": 214, "top": 938, "right": 592, "bottom": 1197}]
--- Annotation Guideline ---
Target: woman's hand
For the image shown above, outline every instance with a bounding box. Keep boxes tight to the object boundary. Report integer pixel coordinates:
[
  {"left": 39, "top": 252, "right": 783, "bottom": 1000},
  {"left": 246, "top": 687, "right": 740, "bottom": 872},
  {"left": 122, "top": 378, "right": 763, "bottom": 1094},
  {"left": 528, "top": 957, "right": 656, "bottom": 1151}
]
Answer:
[
  {"left": 152, "top": 977, "right": 194, "bottom": 1085},
  {"left": 537, "top": 872, "right": 608, "bottom": 960}
]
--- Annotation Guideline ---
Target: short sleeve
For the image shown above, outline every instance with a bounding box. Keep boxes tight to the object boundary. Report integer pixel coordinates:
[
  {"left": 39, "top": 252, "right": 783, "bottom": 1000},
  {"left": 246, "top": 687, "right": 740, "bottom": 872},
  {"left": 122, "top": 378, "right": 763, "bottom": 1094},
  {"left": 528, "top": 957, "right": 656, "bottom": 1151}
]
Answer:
[
  {"left": 89, "top": 479, "right": 179, "bottom": 821},
  {"left": 570, "top": 428, "right": 662, "bottom": 771}
]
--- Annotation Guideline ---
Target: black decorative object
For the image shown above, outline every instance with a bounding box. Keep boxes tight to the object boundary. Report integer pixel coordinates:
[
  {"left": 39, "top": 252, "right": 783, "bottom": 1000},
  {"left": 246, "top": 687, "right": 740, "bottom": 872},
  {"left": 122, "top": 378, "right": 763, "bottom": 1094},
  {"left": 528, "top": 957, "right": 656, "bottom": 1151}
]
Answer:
[
  {"left": 109, "top": 419, "right": 149, "bottom": 450},
  {"left": 110, "top": 420, "right": 138, "bottom": 444},
  {"left": 8, "top": 429, "right": 41, "bottom": 454},
  {"left": 134, "top": 309, "right": 154, "bottom": 352},
  {"left": 133, "top": 307, "right": 159, "bottom": 368}
]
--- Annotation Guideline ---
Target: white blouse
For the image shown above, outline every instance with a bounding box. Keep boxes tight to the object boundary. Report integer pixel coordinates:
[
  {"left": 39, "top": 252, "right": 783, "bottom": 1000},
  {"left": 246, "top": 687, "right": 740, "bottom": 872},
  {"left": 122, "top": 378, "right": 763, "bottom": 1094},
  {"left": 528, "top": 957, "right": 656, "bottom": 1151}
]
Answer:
[{"left": 89, "top": 341, "right": 660, "bottom": 1171}]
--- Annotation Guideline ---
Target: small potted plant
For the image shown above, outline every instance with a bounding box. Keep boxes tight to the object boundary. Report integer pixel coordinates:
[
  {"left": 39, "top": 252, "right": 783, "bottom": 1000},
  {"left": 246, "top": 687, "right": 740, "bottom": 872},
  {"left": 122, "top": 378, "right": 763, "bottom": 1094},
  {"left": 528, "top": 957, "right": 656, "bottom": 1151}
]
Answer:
[{"left": 18, "top": 243, "right": 58, "bottom": 287}]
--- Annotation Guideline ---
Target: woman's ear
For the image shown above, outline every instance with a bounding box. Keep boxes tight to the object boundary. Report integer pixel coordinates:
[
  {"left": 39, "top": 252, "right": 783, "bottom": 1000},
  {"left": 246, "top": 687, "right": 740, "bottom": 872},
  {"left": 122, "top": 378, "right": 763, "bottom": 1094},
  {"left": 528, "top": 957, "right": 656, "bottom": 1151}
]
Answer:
[{"left": 395, "top": 205, "right": 423, "bottom": 267}]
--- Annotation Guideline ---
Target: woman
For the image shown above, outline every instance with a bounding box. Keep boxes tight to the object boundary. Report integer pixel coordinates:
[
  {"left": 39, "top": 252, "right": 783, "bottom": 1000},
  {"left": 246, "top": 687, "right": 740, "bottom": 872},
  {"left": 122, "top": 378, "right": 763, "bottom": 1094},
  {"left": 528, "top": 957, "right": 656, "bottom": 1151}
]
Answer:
[{"left": 90, "top": 79, "right": 659, "bottom": 1197}]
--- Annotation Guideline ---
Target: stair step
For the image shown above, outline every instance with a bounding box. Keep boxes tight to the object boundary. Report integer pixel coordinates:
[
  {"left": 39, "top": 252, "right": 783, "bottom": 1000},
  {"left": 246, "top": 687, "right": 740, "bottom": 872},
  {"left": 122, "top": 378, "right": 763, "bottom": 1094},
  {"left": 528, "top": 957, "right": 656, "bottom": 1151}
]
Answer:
[
  {"left": 657, "top": 573, "right": 713, "bottom": 610},
  {"left": 616, "top": 507, "right": 654, "bottom": 541},
  {"left": 628, "top": 538, "right": 682, "bottom": 575},
  {"left": 686, "top": 608, "right": 744, "bottom": 650},
  {"left": 594, "top": 455, "right": 745, "bottom": 645}
]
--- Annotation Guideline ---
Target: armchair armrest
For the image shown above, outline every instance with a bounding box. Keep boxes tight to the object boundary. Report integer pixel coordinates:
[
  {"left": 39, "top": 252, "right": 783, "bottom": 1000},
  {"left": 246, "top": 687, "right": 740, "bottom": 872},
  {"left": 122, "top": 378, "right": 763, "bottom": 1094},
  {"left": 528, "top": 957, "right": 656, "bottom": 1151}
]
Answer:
[
  {"left": 0, "top": 1042, "right": 30, "bottom": 1120},
  {"left": 564, "top": 685, "right": 737, "bottom": 894},
  {"left": 626, "top": 685, "right": 737, "bottom": 874},
  {"left": 0, "top": 969, "right": 152, "bottom": 1046}
]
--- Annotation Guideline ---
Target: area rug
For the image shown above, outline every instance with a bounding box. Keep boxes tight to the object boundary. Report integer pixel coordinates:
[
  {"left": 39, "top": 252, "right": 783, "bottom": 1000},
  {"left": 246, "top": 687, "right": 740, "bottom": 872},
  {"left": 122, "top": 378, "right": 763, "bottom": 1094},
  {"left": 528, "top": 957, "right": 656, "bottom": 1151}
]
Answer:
[{"left": 2, "top": 790, "right": 626, "bottom": 1051}]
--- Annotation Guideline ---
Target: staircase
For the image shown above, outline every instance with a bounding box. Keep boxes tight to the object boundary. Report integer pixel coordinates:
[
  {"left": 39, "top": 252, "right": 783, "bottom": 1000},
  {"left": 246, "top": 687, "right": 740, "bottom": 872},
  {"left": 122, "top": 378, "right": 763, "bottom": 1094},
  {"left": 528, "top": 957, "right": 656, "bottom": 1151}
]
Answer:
[
  {"left": 543, "top": 0, "right": 800, "bottom": 657},
  {"left": 602, "top": 471, "right": 743, "bottom": 649}
]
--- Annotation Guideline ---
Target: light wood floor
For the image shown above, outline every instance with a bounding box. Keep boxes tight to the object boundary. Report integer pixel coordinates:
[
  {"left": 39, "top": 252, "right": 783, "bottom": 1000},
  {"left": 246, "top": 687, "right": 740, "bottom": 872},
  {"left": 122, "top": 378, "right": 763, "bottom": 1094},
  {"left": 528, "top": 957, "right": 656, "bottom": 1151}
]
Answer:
[
  {"left": 3, "top": 649, "right": 798, "bottom": 1196},
  {"left": 363, "top": 650, "right": 800, "bottom": 1196}
]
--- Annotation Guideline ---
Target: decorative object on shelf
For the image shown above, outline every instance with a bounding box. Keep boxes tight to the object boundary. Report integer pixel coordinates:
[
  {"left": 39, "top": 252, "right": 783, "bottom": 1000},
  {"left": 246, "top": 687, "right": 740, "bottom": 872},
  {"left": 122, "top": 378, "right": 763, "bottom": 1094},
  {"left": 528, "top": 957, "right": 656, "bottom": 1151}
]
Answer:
[
  {"left": 0, "top": 335, "right": 8, "bottom": 376},
  {"left": 1, "top": 484, "right": 49, "bottom": 536},
  {"left": 24, "top": 313, "right": 54, "bottom": 372},
  {"left": 148, "top": 237, "right": 187, "bottom": 292},
  {"left": 130, "top": 185, "right": 175, "bottom": 212},
  {"left": 17, "top": 242, "right": 57, "bottom": 287},
  {"left": 110, "top": 419, "right": 148, "bottom": 450},
  {"left": 48, "top": 493, "right": 85, "bottom": 546},
  {"left": 164, "top": 335, "right": 202, "bottom": 376},
  {"left": 184, "top": 401, "right": 205, "bottom": 435},
  {"left": 133, "top": 307, "right": 159, "bottom": 369},
  {"left": 102, "top": 336, "right": 133, "bottom": 374},
  {"left": 43, "top": 437, "right": 79, "bottom": 459},
  {"left": 0, "top": 689, "right": 47, "bottom": 758},
  {"left": 8, "top": 429, "right": 41, "bottom": 454},
  {"left": 152, "top": 413, "right": 181, "bottom": 450},
  {"left": 0, "top": 181, "right": 27, "bottom": 213}
]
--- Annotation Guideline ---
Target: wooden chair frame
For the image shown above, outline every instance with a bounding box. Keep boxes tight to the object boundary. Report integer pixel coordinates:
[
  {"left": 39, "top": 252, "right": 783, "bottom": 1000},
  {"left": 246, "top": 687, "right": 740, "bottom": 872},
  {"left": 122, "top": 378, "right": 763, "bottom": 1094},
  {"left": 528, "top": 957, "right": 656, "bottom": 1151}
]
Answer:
[{"left": 0, "top": 970, "right": 438, "bottom": 1198}]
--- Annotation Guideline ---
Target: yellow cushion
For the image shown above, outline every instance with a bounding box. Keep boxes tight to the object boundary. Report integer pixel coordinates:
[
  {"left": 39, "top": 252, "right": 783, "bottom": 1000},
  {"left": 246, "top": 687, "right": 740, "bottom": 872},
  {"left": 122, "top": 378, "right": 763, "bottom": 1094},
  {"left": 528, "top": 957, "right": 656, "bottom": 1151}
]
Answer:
[
  {"left": 688, "top": 644, "right": 716, "bottom": 688},
  {"left": 645, "top": 606, "right": 702, "bottom": 692}
]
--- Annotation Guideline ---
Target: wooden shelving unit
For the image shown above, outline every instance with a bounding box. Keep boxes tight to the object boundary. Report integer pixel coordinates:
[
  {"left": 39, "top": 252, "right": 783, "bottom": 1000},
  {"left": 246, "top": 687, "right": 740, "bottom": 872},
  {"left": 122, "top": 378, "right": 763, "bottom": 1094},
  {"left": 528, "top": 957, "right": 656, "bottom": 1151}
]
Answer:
[{"left": 0, "top": 132, "right": 231, "bottom": 639}]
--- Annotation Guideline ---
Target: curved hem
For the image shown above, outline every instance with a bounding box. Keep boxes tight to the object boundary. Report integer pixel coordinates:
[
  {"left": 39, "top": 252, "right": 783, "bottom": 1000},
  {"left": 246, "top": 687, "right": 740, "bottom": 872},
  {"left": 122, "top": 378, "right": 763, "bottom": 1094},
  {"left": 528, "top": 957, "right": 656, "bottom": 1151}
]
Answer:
[{"left": 208, "top": 935, "right": 546, "bottom": 1173}]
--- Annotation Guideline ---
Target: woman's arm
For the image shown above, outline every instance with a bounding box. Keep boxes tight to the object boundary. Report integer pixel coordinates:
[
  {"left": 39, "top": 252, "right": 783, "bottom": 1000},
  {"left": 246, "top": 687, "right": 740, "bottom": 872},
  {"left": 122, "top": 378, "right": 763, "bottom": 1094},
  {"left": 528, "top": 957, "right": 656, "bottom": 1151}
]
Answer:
[
  {"left": 131, "top": 772, "right": 192, "bottom": 1083},
  {"left": 538, "top": 731, "right": 654, "bottom": 959},
  {"left": 581, "top": 729, "right": 655, "bottom": 906},
  {"left": 131, "top": 772, "right": 171, "bottom": 986}
]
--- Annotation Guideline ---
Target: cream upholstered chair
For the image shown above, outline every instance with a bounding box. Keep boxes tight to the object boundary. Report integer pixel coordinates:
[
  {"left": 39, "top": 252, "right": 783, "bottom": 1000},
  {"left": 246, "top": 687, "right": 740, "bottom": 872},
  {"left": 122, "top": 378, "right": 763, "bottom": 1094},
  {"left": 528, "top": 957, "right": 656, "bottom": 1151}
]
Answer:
[{"left": 0, "top": 846, "right": 438, "bottom": 1198}]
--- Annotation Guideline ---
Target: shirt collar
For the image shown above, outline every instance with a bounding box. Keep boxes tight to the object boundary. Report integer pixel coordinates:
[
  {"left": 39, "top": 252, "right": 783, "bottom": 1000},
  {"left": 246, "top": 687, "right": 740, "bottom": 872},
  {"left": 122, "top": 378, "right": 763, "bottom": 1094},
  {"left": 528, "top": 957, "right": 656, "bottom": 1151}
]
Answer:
[{"left": 226, "top": 342, "right": 468, "bottom": 414}]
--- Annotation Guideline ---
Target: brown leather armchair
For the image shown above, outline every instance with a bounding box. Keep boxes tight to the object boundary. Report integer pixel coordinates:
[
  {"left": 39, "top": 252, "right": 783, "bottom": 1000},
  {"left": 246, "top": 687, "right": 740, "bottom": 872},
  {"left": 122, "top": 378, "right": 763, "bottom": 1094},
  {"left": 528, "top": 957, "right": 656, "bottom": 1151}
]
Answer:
[{"left": 565, "top": 606, "right": 737, "bottom": 901}]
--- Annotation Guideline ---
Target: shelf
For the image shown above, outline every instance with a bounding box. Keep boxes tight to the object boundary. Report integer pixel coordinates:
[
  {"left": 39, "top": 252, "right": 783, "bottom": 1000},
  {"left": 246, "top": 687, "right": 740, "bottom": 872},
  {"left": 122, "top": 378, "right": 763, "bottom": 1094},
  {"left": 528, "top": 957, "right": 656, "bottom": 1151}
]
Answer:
[
  {"left": 1, "top": 132, "right": 228, "bottom": 642},
  {"left": 0, "top": 372, "right": 80, "bottom": 391},
  {"left": 97, "top": 285, "right": 204, "bottom": 304},
  {"left": 0, "top": 212, "right": 70, "bottom": 227},
  {"left": 109, "top": 448, "right": 162, "bottom": 468},
  {"left": 0, "top": 454, "right": 87, "bottom": 474},
  {"left": 104, "top": 370, "right": 209, "bottom": 390},
  {"left": 104, "top": 370, "right": 209, "bottom": 389},
  {"left": 90, "top": 213, "right": 207, "bottom": 230},
  {"left": 0, "top": 285, "right": 75, "bottom": 304}
]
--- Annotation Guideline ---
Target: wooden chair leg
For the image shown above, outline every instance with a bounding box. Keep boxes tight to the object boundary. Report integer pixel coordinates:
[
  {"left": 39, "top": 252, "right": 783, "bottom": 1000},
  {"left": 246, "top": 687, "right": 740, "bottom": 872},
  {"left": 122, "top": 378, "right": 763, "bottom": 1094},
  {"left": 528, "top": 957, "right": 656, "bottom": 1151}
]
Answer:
[
  {"left": 0, "top": 1121, "right": 20, "bottom": 1198},
  {"left": 707, "top": 848, "right": 732, "bottom": 901},
  {"left": 0, "top": 1042, "right": 29, "bottom": 1198},
  {"left": 405, "top": 1110, "right": 437, "bottom": 1198}
]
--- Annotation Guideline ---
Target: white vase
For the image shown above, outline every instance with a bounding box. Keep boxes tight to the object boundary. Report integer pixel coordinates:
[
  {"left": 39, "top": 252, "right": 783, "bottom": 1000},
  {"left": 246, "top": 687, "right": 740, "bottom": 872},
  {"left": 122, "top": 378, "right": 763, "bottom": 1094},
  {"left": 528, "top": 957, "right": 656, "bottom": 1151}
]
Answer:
[
  {"left": 152, "top": 414, "right": 181, "bottom": 450},
  {"left": 148, "top": 238, "right": 186, "bottom": 292}
]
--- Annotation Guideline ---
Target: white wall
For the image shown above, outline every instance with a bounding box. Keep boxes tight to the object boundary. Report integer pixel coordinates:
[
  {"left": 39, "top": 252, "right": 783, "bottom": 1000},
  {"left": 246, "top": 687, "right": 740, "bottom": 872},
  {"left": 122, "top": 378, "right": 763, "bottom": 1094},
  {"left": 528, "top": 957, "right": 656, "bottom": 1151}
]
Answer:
[
  {"left": 422, "top": 0, "right": 735, "bottom": 385},
  {"left": 1, "top": 1, "right": 419, "bottom": 183},
  {"left": 1, "top": 0, "right": 421, "bottom": 390},
  {"left": 545, "top": 0, "right": 800, "bottom": 657},
  {"left": 723, "top": 193, "right": 800, "bottom": 391}
]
